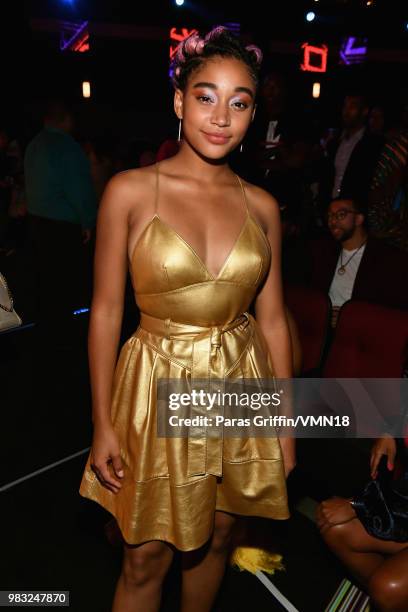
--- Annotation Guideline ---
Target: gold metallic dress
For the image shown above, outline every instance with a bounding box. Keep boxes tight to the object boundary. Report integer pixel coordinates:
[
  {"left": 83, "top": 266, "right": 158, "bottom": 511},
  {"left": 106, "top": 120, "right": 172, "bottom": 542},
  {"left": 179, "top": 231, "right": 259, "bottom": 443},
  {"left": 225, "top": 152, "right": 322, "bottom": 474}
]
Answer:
[{"left": 79, "top": 164, "right": 289, "bottom": 552}]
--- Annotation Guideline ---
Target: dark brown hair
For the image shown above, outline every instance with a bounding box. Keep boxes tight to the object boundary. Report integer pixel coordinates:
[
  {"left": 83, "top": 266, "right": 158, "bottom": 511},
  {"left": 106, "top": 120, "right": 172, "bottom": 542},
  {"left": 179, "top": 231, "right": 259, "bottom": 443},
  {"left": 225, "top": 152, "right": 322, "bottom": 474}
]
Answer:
[{"left": 170, "top": 26, "right": 263, "bottom": 92}]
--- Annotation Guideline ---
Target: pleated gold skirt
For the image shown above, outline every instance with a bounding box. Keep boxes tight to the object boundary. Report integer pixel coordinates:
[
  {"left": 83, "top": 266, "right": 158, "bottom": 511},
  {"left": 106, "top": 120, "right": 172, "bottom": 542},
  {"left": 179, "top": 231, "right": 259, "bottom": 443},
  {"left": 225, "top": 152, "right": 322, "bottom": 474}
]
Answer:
[{"left": 79, "top": 311, "right": 289, "bottom": 551}]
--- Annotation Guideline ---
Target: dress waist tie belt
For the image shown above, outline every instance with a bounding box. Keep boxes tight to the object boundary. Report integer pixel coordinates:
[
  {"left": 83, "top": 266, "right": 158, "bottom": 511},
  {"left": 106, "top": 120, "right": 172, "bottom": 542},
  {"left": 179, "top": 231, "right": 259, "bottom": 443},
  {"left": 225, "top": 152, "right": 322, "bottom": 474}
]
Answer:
[{"left": 139, "top": 311, "right": 251, "bottom": 477}]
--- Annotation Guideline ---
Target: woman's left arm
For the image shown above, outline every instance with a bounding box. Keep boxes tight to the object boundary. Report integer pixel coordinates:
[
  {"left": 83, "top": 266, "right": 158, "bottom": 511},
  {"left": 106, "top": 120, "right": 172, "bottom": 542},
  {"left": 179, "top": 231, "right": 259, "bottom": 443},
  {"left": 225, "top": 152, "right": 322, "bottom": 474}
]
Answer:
[{"left": 252, "top": 187, "right": 296, "bottom": 478}]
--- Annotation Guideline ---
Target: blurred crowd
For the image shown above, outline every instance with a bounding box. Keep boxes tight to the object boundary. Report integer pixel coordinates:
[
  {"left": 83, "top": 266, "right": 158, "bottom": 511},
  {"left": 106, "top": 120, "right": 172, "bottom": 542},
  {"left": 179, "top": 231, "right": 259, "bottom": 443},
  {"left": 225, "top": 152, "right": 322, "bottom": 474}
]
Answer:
[{"left": 1, "top": 72, "right": 407, "bottom": 333}]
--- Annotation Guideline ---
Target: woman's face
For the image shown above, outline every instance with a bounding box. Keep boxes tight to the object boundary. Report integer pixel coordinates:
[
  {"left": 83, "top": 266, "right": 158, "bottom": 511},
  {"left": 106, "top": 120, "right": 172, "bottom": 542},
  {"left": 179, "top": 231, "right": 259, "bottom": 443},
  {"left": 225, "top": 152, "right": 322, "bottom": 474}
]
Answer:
[{"left": 175, "top": 56, "right": 256, "bottom": 160}]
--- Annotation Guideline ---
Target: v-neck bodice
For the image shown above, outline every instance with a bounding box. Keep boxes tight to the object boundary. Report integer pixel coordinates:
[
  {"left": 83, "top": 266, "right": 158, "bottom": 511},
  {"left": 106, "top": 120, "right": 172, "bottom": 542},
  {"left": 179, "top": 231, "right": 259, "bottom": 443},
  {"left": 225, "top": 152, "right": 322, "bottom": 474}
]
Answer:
[{"left": 130, "top": 165, "right": 271, "bottom": 326}]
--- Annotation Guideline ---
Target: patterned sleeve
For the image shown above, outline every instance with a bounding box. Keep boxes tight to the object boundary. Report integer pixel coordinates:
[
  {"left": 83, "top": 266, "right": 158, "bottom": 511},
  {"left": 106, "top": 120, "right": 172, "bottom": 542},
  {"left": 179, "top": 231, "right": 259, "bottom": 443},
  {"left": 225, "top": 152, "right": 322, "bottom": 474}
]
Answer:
[{"left": 368, "top": 131, "right": 408, "bottom": 250}]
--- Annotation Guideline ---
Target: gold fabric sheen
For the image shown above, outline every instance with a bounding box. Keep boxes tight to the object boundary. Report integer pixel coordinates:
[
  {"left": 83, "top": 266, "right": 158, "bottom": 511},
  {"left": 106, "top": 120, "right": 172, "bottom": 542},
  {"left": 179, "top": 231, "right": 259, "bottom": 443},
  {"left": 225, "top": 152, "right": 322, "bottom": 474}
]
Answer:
[{"left": 79, "top": 166, "right": 289, "bottom": 551}]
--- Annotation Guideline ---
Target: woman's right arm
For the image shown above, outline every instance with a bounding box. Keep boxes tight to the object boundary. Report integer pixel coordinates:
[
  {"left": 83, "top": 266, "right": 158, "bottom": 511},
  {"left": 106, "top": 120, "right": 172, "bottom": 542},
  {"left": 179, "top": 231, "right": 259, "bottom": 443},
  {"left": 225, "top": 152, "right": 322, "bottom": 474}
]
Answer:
[{"left": 88, "top": 172, "right": 135, "bottom": 494}]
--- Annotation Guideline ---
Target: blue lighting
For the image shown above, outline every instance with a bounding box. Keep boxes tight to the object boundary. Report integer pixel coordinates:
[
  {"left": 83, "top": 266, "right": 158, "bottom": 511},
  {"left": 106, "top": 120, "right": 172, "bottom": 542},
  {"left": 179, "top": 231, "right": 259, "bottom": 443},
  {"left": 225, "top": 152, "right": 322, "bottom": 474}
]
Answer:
[
  {"left": 175, "top": 0, "right": 185, "bottom": 6},
  {"left": 405, "top": 22, "right": 408, "bottom": 31},
  {"left": 73, "top": 307, "right": 90, "bottom": 315},
  {"left": 306, "top": 11, "right": 316, "bottom": 22}
]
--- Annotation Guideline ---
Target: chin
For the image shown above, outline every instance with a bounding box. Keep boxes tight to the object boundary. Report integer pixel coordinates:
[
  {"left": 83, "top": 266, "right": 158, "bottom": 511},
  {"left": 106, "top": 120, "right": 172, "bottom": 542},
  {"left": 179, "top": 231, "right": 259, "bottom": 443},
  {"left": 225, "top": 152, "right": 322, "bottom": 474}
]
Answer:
[{"left": 191, "top": 140, "right": 237, "bottom": 162}]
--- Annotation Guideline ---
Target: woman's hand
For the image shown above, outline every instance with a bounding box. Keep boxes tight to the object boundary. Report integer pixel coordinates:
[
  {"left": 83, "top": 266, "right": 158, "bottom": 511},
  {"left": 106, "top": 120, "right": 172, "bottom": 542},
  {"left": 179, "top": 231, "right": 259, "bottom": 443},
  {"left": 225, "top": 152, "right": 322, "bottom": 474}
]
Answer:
[
  {"left": 90, "top": 424, "right": 124, "bottom": 494},
  {"left": 370, "top": 433, "right": 397, "bottom": 479},
  {"left": 316, "top": 497, "right": 356, "bottom": 532},
  {"left": 280, "top": 437, "right": 296, "bottom": 478}
]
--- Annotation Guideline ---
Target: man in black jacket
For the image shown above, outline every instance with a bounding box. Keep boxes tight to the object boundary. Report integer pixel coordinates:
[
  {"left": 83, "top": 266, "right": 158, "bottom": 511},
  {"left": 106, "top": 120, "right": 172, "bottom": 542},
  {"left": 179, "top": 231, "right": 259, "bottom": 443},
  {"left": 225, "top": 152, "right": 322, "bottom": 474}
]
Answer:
[
  {"left": 308, "top": 197, "right": 408, "bottom": 326},
  {"left": 321, "top": 94, "right": 384, "bottom": 206}
]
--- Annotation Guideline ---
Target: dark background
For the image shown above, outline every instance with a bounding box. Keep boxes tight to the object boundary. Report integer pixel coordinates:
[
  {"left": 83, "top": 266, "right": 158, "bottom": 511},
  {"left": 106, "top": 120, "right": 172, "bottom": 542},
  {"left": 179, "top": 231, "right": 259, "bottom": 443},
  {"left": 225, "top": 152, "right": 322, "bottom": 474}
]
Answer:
[{"left": 1, "top": 1, "right": 408, "bottom": 145}]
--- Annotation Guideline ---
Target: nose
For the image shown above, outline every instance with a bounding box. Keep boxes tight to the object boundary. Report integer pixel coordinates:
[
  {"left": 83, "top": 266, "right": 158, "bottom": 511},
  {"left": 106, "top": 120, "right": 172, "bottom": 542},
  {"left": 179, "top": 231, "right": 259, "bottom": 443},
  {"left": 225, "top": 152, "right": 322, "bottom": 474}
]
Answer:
[
  {"left": 328, "top": 219, "right": 338, "bottom": 229},
  {"left": 210, "top": 103, "right": 231, "bottom": 127}
]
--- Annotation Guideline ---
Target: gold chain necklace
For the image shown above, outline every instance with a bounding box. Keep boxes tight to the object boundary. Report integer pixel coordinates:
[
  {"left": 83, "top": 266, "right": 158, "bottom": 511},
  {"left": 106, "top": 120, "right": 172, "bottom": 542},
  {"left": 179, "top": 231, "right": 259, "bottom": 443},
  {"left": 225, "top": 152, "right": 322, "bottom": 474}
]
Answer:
[{"left": 337, "top": 240, "right": 367, "bottom": 275}]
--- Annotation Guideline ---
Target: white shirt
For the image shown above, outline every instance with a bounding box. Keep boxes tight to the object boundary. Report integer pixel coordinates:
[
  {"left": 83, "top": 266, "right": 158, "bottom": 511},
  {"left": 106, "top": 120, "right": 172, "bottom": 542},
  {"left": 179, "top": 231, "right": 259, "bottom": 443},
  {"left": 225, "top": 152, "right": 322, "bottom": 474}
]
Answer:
[
  {"left": 329, "top": 243, "right": 366, "bottom": 307},
  {"left": 332, "top": 127, "right": 365, "bottom": 197}
]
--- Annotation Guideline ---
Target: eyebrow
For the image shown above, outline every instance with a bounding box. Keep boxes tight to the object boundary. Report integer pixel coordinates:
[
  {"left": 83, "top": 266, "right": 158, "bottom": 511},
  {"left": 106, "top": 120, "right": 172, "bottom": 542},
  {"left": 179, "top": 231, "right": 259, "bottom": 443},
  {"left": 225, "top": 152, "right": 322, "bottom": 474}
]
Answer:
[
  {"left": 192, "top": 81, "right": 254, "bottom": 99},
  {"left": 328, "top": 207, "right": 354, "bottom": 214}
]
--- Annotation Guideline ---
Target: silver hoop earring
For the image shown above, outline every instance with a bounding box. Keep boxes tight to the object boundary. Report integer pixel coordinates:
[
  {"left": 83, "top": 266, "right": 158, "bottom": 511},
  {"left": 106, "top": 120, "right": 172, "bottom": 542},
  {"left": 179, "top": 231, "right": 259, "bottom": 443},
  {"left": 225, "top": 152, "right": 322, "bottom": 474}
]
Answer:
[
  {"left": 239, "top": 142, "right": 244, "bottom": 153},
  {"left": 178, "top": 119, "right": 182, "bottom": 142}
]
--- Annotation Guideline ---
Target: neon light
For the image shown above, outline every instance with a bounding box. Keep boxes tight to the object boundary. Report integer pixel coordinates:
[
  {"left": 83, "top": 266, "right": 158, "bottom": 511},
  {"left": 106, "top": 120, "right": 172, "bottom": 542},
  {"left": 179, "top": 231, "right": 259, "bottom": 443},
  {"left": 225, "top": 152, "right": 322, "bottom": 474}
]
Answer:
[
  {"left": 169, "top": 27, "right": 198, "bottom": 59},
  {"left": 73, "top": 308, "right": 90, "bottom": 315},
  {"left": 301, "top": 43, "right": 328, "bottom": 73},
  {"left": 222, "top": 22, "right": 241, "bottom": 36},
  {"left": 60, "top": 20, "right": 89, "bottom": 52},
  {"left": 339, "top": 36, "right": 368, "bottom": 65}
]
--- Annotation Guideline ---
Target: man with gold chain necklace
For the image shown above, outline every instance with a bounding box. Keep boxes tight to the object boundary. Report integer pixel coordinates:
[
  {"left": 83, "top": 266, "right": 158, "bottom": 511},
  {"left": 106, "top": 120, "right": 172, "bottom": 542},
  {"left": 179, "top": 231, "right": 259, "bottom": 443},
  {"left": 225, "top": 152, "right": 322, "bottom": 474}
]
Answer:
[{"left": 307, "top": 196, "right": 408, "bottom": 327}]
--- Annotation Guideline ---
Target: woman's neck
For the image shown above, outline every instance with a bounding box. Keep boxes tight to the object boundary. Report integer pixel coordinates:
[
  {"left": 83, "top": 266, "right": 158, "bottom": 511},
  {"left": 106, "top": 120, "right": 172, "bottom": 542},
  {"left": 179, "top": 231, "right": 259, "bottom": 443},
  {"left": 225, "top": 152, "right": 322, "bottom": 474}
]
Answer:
[{"left": 168, "top": 140, "right": 232, "bottom": 183}]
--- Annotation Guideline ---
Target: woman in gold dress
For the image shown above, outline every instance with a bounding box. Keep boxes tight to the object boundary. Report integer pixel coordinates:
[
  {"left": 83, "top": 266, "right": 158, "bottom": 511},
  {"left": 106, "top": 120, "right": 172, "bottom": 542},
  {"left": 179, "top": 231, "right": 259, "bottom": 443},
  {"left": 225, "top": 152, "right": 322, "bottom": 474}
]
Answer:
[{"left": 79, "top": 27, "right": 296, "bottom": 612}]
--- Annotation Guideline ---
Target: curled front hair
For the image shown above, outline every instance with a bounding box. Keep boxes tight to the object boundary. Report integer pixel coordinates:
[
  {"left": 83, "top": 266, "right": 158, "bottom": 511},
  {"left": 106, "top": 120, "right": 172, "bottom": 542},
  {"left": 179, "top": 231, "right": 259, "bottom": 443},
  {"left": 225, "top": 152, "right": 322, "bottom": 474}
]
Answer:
[{"left": 170, "top": 26, "right": 263, "bottom": 91}]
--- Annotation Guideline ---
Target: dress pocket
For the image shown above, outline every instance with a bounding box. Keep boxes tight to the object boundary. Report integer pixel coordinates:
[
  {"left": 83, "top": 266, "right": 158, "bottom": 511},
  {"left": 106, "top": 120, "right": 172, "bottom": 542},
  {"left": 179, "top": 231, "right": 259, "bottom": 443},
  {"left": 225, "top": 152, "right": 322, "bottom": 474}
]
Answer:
[{"left": 222, "top": 436, "right": 283, "bottom": 463}]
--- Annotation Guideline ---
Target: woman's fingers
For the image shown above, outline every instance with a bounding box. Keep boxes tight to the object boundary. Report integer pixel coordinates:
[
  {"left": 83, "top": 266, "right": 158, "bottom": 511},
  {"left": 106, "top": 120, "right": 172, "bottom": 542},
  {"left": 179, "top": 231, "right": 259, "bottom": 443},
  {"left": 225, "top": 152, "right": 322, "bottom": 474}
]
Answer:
[
  {"left": 370, "top": 450, "right": 382, "bottom": 478},
  {"left": 370, "top": 442, "right": 386, "bottom": 477},
  {"left": 386, "top": 446, "right": 396, "bottom": 471},
  {"left": 319, "top": 522, "right": 336, "bottom": 537},
  {"left": 91, "top": 460, "right": 122, "bottom": 493},
  {"left": 370, "top": 435, "right": 397, "bottom": 477},
  {"left": 111, "top": 453, "right": 124, "bottom": 479},
  {"left": 316, "top": 502, "right": 332, "bottom": 525},
  {"left": 100, "top": 463, "right": 122, "bottom": 490},
  {"left": 370, "top": 439, "right": 396, "bottom": 478}
]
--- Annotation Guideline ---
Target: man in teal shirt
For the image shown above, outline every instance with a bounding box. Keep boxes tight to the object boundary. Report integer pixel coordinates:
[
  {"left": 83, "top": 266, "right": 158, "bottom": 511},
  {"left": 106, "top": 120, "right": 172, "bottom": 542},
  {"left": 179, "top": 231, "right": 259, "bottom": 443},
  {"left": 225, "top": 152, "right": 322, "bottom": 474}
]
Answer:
[
  {"left": 25, "top": 100, "right": 96, "bottom": 239},
  {"left": 24, "top": 99, "right": 97, "bottom": 343}
]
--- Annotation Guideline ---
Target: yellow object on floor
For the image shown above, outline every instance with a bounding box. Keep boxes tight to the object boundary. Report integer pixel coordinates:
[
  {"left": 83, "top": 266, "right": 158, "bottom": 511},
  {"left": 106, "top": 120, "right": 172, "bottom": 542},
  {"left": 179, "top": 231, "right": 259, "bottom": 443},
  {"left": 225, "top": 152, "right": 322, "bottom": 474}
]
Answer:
[{"left": 229, "top": 546, "right": 285, "bottom": 575}]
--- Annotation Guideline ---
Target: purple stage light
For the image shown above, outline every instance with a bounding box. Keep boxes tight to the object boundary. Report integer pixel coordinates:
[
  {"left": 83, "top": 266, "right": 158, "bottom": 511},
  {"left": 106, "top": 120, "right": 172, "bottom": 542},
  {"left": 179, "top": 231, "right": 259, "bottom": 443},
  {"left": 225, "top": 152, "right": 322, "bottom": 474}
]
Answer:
[
  {"left": 60, "top": 20, "right": 89, "bottom": 52},
  {"left": 339, "top": 36, "right": 368, "bottom": 65}
]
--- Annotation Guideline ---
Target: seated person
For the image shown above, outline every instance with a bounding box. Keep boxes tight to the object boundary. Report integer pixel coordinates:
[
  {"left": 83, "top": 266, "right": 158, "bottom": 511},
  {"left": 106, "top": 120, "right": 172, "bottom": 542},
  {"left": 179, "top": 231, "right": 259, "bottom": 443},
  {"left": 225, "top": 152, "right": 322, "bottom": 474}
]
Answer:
[
  {"left": 316, "top": 435, "right": 408, "bottom": 612},
  {"left": 307, "top": 196, "right": 408, "bottom": 326}
]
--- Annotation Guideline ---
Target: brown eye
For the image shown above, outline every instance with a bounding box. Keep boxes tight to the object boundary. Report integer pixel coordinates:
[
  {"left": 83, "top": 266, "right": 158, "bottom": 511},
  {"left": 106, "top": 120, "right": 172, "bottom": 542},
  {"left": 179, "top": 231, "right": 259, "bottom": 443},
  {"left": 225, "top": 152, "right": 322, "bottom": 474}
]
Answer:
[
  {"left": 232, "top": 101, "right": 248, "bottom": 110},
  {"left": 197, "top": 95, "right": 214, "bottom": 104}
]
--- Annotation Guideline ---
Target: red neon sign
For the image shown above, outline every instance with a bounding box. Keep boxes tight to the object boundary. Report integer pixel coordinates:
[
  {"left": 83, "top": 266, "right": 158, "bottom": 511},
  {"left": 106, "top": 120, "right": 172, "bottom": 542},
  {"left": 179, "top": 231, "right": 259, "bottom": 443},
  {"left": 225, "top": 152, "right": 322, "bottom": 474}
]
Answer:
[
  {"left": 301, "top": 43, "right": 328, "bottom": 73},
  {"left": 71, "top": 33, "right": 89, "bottom": 52},
  {"left": 169, "top": 27, "right": 198, "bottom": 59}
]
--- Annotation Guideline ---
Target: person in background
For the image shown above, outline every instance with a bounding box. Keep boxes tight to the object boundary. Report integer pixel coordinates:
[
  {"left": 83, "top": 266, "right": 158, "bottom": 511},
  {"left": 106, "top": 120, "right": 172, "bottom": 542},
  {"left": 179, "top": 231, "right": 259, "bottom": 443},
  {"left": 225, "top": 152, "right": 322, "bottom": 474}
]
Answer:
[
  {"left": 238, "top": 71, "right": 313, "bottom": 221},
  {"left": 368, "top": 94, "right": 408, "bottom": 252},
  {"left": 156, "top": 137, "right": 180, "bottom": 162},
  {"left": 368, "top": 104, "right": 387, "bottom": 139},
  {"left": 307, "top": 196, "right": 408, "bottom": 327},
  {"left": 24, "top": 98, "right": 97, "bottom": 344},
  {"left": 317, "top": 434, "right": 408, "bottom": 612},
  {"left": 320, "top": 93, "right": 384, "bottom": 207},
  {"left": 82, "top": 139, "right": 115, "bottom": 204}
]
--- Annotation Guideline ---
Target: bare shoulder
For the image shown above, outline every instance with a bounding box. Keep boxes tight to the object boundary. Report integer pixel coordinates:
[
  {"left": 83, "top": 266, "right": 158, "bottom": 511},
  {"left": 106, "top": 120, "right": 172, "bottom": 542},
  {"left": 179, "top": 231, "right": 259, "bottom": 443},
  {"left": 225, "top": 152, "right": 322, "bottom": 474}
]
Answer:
[
  {"left": 239, "top": 177, "right": 281, "bottom": 231},
  {"left": 99, "top": 165, "right": 157, "bottom": 218}
]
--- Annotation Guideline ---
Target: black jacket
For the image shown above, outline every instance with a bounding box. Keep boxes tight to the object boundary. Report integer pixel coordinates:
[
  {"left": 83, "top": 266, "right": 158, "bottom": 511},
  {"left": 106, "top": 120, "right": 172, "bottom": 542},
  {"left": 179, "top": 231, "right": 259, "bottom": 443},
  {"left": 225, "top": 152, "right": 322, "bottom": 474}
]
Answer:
[
  {"left": 307, "top": 235, "right": 408, "bottom": 310},
  {"left": 321, "top": 130, "right": 384, "bottom": 204}
]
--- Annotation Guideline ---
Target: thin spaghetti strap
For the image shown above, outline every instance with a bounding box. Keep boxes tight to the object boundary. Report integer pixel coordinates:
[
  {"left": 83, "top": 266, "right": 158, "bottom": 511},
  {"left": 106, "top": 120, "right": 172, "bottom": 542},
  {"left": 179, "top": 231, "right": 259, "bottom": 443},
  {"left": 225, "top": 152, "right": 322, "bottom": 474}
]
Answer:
[
  {"left": 235, "top": 174, "right": 250, "bottom": 217},
  {"left": 154, "top": 162, "right": 159, "bottom": 215}
]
